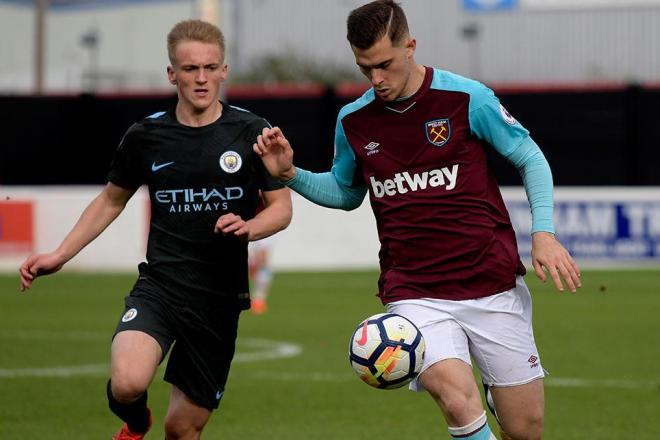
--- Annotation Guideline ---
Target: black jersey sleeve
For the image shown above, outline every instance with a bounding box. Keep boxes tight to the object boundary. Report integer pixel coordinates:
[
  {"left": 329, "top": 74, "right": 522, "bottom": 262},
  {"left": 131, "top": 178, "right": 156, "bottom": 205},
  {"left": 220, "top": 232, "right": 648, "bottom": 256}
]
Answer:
[
  {"left": 107, "top": 123, "right": 143, "bottom": 189},
  {"left": 247, "top": 118, "right": 285, "bottom": 192}
]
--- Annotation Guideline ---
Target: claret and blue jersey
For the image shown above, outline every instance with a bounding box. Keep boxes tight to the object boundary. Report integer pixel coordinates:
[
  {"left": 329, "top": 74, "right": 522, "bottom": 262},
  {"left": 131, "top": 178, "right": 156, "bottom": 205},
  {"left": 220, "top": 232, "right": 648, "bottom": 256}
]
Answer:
[{"left": 290, "top": 67, "right": 554, "bottom": 302}]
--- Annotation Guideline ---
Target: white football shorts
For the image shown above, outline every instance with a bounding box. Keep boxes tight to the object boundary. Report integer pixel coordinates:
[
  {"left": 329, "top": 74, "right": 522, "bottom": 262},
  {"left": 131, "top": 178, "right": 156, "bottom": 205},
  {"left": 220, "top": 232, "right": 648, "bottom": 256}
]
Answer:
[
  {"left": 249, "top": 233, "right": 276, "bottom": 253},
  {"left": 386, "top": 276, "right": 546, "bottom": 390}
]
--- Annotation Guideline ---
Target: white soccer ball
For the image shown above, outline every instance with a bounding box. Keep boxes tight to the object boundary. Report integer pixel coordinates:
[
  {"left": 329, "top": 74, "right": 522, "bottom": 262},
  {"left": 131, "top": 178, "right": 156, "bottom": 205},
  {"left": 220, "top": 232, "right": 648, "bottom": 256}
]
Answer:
[{"left": 349, "top": 313, "right": 425, "bottom": 389}]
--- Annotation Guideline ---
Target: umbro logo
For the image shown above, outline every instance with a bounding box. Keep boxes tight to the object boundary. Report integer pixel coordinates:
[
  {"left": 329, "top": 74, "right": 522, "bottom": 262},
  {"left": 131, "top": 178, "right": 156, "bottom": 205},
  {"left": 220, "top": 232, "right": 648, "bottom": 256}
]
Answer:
[
  {"left": 151, "top": 161, "right": 174, "bottom": 172},
  {"left": 528, "top": 355, "right": 539, "bottom": 368},
  {"left": 364, "top": 142, "right": 380, "bottom": 156}
]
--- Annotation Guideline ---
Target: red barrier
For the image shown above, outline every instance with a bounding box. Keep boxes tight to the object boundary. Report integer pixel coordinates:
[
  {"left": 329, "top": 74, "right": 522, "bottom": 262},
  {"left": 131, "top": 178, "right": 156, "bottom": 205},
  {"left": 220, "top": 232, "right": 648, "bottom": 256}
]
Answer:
[{"left": 0, "top": 201, "right": 34, "bottom": 254}]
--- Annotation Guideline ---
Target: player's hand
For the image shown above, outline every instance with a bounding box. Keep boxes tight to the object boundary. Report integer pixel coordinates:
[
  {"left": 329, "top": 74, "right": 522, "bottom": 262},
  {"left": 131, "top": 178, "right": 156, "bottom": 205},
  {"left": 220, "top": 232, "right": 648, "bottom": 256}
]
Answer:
[
  {"left": 19, "top": 253, "right": 65, "bottom": 292},
  {"left": 531, "top": 231, "right": 581, "bottom": 293},
  {"left": 215, "top": 213, "right": 250, "bottom": 241},
  {"left": 253, "top": 126, "right": 296, "bottom": 182}
]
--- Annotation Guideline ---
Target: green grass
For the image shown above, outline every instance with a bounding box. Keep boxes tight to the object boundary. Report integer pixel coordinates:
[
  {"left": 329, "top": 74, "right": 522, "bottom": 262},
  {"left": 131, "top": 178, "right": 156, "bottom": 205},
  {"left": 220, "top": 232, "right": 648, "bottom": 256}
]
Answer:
[{"left": 1, "top": 269, "right": 659, "bottom": 439}]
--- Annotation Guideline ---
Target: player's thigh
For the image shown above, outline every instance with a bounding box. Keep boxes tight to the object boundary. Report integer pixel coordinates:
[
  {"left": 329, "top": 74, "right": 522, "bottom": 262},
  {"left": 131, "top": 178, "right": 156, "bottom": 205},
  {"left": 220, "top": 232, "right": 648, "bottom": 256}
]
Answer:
[
  {"left": 111, "top": 331, "right": 161, "bottom": 392},
  {"left": 164, "top": 385, "right": 212, "bottom": 439},
  {"left": 388, "top": 300, "right": 484, "bottom": 425},
  {"left": 387, "top": 299, "right": 473, "bottom": 386},
  {"left": 465, "top": 277, "right": 545, "bottom": 387},
  {"left": 248, "top": 237, "right": 273, "bottom": 266},
  {"left": 164, "top": 303, "right": 241, "bottom": 411},
  {"left": 111, "top": 292, "right": 176, "bottom": 392},
  {"left": 490, "top": 379, "right": 544, "bottom": 437}
]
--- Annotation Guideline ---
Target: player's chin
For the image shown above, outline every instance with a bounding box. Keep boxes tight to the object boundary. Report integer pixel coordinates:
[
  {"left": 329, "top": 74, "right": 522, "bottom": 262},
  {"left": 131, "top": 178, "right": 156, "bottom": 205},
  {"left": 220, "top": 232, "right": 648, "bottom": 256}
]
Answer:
[
  {"left": 378, "top": 91, "right": 397, "bottom": 102},
  {"left": 189, "top": 95, "right": 215, "bottom": 109}
]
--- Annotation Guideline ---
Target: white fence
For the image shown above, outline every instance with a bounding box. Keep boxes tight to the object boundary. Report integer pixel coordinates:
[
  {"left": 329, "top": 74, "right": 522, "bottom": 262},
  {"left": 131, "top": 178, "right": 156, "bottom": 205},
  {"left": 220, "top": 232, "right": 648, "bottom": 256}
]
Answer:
[{"left": 1, "top": 186, "right": 659, "bottom": 273}]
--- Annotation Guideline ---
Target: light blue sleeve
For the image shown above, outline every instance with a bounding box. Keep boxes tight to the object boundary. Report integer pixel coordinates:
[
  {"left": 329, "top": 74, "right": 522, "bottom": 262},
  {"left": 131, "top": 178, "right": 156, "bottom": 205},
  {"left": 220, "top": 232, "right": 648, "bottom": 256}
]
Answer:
[
  {"left": 468, "top": 85, "right": 554, "bottom": 234},
  {"left": 285, "top": 111, "right": 367, "bottom": 210},
  {"left": 286, "top": 168, "right": 367, "bottom": 210},
  {"left": 504, "top": 138, "right": 555, "bottom": 234}
]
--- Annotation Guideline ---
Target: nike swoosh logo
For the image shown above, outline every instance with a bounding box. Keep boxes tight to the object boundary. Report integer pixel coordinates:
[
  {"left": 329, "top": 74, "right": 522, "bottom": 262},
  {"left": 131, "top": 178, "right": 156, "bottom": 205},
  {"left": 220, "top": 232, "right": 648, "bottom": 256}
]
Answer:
[
  {"left": 151, "top": 161, "right": 174, "bottom": 172},
  {"left": 356, "top": 321, "right": 369, "bottom": 346}
]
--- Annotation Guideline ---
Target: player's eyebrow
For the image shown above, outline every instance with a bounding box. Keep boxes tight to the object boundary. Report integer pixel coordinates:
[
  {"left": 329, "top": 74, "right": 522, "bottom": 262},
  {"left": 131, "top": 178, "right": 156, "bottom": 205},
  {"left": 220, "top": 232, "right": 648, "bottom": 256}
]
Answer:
[
  {"left": 356, "top": 59, "right": 392, "bottom": 70},
  {"left": 181, "top": 62, "right": 220, "bottom": 67}
]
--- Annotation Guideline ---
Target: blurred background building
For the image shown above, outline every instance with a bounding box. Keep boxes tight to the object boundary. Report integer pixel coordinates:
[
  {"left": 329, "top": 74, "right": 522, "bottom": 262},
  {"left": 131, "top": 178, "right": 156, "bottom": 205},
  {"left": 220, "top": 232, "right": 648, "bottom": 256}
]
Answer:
[
  {"left": 0, "top": 0, "right": 659, "bottom": 93},
  {"left": 1, "top": 0, "right": 659, "bottom": 269}
]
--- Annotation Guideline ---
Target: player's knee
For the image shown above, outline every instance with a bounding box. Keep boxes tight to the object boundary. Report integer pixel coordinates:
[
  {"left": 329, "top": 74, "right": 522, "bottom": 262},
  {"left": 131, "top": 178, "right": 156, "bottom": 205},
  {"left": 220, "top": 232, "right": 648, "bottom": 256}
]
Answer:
[
  {"left": 504, "top": 410, "right": 544, "bottom": 440},
  {"left": 164, "top": 415, "right": 203, "bottom": 440},
  {"left": 424, "top": 380, "right": 483, "bottom": 425},
  {"left": 110, "top": 374, "right": 148, "bottom": 403},
  {"left": 440, "top": 394, "right": 476, "bottom": 422},
  {"left": 426, "top": 387, "right": 479, "bottom": 425}
]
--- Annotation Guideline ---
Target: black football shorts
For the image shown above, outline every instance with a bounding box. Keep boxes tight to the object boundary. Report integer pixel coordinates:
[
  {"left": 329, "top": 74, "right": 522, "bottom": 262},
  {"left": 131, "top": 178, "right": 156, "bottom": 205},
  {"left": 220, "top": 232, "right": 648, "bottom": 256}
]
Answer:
[{"left": 114, "top": 285, "right": 241, "bottom": 410}]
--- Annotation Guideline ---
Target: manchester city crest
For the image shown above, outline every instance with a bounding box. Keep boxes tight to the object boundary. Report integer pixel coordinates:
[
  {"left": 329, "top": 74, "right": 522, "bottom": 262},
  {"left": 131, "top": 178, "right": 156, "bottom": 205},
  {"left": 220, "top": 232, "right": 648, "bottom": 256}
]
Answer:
[
  {"left": 121, "top": 308, "right": 138, "bottom": 322},
  {"left": 219, "top": 151, "right": 242, "bottom": 173},
  {"left": 425, "top": 119, "right": 451, "bottom": 147}
]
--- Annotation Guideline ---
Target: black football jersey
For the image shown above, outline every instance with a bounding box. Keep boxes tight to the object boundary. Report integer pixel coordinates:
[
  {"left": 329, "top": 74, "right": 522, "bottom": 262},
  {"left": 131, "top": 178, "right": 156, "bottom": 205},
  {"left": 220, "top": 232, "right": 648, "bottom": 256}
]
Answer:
[{"left": 108, "top": 103, "right": 283, "bottom": 305}]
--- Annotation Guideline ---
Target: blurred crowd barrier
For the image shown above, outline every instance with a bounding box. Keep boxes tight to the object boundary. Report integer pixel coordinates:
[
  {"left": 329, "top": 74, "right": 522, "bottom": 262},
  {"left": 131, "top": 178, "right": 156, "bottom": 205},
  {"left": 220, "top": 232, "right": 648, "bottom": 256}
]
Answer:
[{"left": 1, "top": 187, "right": 659, "bottom": 272}]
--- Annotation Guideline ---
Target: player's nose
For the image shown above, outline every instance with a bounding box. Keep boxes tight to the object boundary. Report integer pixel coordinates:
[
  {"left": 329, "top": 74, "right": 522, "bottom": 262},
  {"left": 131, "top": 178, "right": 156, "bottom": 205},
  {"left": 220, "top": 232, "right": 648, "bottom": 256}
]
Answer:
[{"left": 370, "top": 69, "right": 384, "bottom": 86}]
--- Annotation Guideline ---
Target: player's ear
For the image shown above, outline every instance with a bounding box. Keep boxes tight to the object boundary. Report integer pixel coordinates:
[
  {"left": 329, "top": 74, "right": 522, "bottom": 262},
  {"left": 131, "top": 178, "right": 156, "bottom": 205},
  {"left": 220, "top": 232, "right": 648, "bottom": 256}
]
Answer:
[
  {"left": 167, "top": 66, "right": 177, "bottom": 85},
  {"left": 405, "top": 37, "right": 416, "bottom": 58}
]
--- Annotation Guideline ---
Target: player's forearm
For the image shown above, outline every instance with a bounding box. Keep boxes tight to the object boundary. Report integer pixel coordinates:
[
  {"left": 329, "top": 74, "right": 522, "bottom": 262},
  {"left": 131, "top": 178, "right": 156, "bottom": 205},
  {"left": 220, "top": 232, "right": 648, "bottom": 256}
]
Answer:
[
  {"left": 505, "top": 138, "right": 554, "bottom": 234},
  {"left": 55, "top": 186, "right": 130, "bottom": 262},
  {"left": 286, "top": 167, "right": 366, "bottom": 211},
  {"left": 247, "top": 200, "right": 292, "bottom": 242}
]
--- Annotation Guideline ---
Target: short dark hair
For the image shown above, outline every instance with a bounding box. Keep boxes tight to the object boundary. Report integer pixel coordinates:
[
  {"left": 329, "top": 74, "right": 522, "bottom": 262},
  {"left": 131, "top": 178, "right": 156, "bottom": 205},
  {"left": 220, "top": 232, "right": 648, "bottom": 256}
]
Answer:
[{"left": 347, "top": 0, "right": 409, "bottom": 50}]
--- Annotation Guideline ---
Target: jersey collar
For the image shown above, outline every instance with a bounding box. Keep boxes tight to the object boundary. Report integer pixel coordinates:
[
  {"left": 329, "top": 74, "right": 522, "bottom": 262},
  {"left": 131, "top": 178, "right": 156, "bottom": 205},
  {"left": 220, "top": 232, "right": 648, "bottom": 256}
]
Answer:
[{"left": 382, "top": 66, "right": 433, "bottom": 114}]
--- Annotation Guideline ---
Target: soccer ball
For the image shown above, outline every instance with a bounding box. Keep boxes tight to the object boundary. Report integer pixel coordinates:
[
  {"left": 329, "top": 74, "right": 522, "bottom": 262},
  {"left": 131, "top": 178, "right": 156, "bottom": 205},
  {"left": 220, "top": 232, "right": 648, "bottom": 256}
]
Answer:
[{"left": 349, "top": 313, "right": 425, "bottom": 389}]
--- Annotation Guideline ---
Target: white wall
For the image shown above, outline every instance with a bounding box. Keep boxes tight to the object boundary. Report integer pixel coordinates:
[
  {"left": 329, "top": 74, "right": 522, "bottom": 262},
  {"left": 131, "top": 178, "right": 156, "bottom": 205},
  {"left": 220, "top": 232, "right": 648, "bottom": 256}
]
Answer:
[
  {"left": 0, "top": 186, "right": 149, "bottom": 271},
  {"left": 0, "top": 187, "right": 381, "bottom": 273},
  {"left": 270, "top": 193, "right": 380, "bottom": 270},
  {"left": 1, "top": 186, "right": 659, "bottom": 274}
]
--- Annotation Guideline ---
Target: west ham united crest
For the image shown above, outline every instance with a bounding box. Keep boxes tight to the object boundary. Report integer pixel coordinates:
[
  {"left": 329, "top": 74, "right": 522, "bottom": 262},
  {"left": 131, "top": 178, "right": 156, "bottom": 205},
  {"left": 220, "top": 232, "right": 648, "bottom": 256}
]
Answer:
[
  {"left": 425, "top": 119, "right": 451, "bottom": 147},
  {"left": 219, "top": 151, "right": 242, "bottom": 173}
]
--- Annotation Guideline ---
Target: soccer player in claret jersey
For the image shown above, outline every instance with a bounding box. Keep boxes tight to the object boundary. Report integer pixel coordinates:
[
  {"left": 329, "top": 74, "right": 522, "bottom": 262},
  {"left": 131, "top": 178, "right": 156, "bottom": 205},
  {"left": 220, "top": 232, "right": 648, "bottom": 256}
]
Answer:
[
  {"left": 19, "top": 20, "right": 291, "bottom": 440},
  {"left": 254, "top": 1, "right": 580, "bottom": 439}
]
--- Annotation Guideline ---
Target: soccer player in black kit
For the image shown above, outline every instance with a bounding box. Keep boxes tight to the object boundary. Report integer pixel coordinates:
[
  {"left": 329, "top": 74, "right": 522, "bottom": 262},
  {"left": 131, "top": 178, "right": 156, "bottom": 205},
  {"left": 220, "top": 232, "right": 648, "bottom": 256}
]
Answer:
[{"left": 19, "top": 20, "right": 292, "bottom": 440}]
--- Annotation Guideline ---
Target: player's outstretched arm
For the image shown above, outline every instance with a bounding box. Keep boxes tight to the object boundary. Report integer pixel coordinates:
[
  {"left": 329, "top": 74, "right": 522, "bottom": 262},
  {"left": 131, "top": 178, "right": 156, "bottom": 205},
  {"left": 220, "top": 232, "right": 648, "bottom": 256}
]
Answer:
[
  {"left": 19, "top": 182, "right": 136, "bottom": 292},
  {"left": 531, "top": 231, "right": 581, "bottom": 293},
  {"left": 253, "top": 127, "right": 296, "bottom": 182},
  {"left": 254, "top": 126, "right": 366, "bottom": 210}
]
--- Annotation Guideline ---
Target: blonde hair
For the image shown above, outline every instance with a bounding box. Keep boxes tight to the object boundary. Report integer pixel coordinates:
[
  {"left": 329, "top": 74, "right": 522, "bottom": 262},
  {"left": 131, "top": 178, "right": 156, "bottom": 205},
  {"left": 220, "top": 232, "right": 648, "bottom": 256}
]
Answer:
[{"left": 167, "top": 20, "right": 225, "bottom": 65}]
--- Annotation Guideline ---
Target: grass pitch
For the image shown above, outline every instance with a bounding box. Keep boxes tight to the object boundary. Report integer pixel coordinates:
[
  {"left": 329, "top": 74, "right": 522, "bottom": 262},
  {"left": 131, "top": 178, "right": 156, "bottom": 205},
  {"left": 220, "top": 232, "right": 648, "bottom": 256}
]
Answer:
[{"left": 1, "top": 269, "right": 659, "bottom": 439}]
